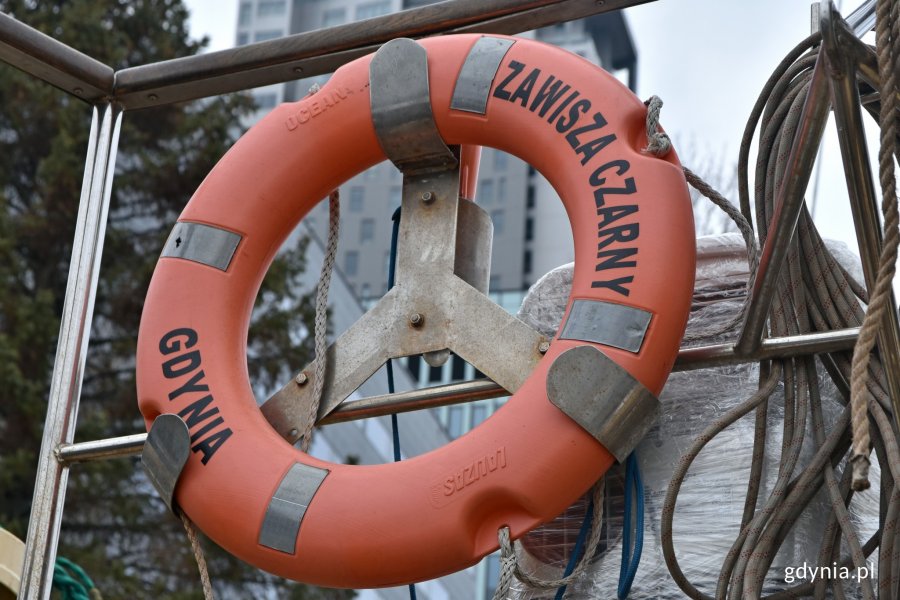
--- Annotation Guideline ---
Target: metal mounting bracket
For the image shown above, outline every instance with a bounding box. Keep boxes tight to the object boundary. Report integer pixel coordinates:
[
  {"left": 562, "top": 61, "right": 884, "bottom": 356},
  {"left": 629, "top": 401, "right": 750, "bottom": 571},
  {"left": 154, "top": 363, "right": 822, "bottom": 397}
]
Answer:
[
  {"left": 546, "top": 346, "right": 659, "bottom": 462},
  {"left": 141, "top": 414, "right": 191, "bottom": 514},
  {"left": 370, "top": 38, "right": 458, "bottom": 175},
  {"left": 261, "top": 38, "right": 548, "bottom": 444}
]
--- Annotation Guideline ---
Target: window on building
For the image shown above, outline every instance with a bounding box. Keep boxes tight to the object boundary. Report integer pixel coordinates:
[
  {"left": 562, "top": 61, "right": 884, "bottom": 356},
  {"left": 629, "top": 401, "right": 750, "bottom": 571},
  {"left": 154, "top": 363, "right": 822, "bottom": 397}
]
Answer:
[
  {"left": 238, "top": 2, "right": 252, "bottom": 25},
  {"left": 360, "top": 218, "right": 375, "bottom": 242},
  {"left": 390, "top": 186, "right": 402, "bottom": 211},
  {"left": 254, "top": 29, "right": 282, "bottom": 42},
  {"left": 497, "top": 177, "right": 506, "bottom": 202},
  {"left": 491, "top": 210, "right": 505, "bottom": 235},
  {"left": 344, "top": 251, "right": 359, "bottom": 276},
  {"left": 480, "top": 179, "right": 494, "bottom": 204},
  {"left": 494, "top": 150, "right": 507, "bottom": 171},
  {"left": 447, "top": 406, "right": 464, "bottom": 438},
  {"left": 406, "top": 355, "right": 421, "bottom": 380},
  {"left": 525, "top": 217, "right": 534, "bottom": 241},
  {"left": 527, "top": 164, "right": 537, "bottom": 177},
  {"left": 254, "top": 93, "right": 278, "bottom": 110},
  {"left": 523, "top": 249, "right": 533, "bottom": 274},
  {"left": 322, "top": 7, "right": 345, "bottom": 28},
  {"left": 257, "top": 0, "right": 285, "bottom": 17},
  {"left": 356, "top": 1, "right": 391, "bottom": 20},
  {"left": 349, "top": 187, "right": 364, "bottom": 212},
  {"left": 451, "top": 355, "right": 466, "bottom": 381},
  {"left": 236, "top": 32, "right": 249, "bottom": 46},
  {"left": 429, "top": 364, "right": 443, "bottom": 384},
  {"left": 471, "top": 404, "right": 488, "bottom": 428},
  {"left": 526, "top": 184, "right": 536, "bottom": 209}
]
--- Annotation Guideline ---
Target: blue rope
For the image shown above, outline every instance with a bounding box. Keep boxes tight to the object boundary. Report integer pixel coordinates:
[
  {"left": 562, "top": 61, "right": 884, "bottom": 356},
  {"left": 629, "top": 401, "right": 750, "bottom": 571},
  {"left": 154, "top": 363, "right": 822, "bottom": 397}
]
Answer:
[
  {"left": 617, "top": 452, "right": 644, "bottom": 599},
  {"left": 386, "top": 207, "right": 416, "bottom": 600},
  {"left": 553, "top": 452, "right": 645, "bottom": 599},
  {"left": 388, "top": 207, "right": 401, "bottom": 290},
  {"left": 554, "top": 498, "right": 593, "bottom": 600}
]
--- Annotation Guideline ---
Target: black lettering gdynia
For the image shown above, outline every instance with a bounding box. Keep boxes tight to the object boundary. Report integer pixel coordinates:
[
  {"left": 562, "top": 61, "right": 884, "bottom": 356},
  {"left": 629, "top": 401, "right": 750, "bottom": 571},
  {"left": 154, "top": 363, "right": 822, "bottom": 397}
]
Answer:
[
  {"left": 159, "top": 328, "right": 233, "bottom": 464},
  {"left": 492, "top": 60, "right": 640, "bottom": 296}
]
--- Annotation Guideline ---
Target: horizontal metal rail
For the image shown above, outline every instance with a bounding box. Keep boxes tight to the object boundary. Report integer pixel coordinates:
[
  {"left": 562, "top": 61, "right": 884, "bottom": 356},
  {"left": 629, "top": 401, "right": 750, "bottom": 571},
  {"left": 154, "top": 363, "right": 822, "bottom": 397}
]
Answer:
[
  {"left": 113, "top": 0, "right": 651, "bottom": 109},
  {"left": 324, "top": 378, "right": 502, "bottom": 424},
  {"left": 0, "top": 0, "right": 652, "bottom": 108},
  {"left": 0, "top": 12, "right": 113, "bottom": 102},
  {"left": 55, "top": 433, "right": 146, "bottom": 464},
  {"left": 57, "top": 327, "right": 859, "bottom": 464}
]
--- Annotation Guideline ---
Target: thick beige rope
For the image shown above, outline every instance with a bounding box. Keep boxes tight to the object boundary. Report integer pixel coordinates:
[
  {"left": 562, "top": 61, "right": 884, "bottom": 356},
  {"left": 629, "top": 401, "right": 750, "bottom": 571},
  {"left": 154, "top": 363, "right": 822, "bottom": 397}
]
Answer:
[
  {"left": 180, "top": 512, "right": 215, "bottom": 600},
  {"left": 643, "top": 96, "right": 672, "bottom": 156},
  {"left": 849, "top": 0, "right": 900, "bottom": 491},
  {"left": 643, "top": 96, "right": 760, "bottom": 343}
]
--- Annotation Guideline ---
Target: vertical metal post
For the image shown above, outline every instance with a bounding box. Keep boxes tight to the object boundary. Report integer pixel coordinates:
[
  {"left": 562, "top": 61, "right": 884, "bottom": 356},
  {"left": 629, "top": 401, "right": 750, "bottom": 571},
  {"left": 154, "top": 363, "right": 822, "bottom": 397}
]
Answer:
[
  {"left": 734, "top": 48, "right": 833, "bottom": 355},
  {"left": 19, "top": 103, "right": 123, "bottom": 600},
  {"left": 823, "top": 6, "right": 900, "bottom": 425}
]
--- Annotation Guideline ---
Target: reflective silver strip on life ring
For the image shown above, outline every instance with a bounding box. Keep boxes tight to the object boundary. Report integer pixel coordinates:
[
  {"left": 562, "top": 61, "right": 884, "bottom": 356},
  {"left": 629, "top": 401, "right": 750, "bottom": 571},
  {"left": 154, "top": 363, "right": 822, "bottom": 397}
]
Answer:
[
  {"left": 258, "top": 463, "right": 330, "bottom": 554},
  {"left": 450, "top": 36, "right": 516, "bottom": 114},
  {"left": 161, "top": 221, "right": 242, "bottom": 272},
  {"left": 559, "top": 299, "right": 652, "bottom": 354},
  {"left": 546, "top": 346, "right": 659, "bottom": 463}
]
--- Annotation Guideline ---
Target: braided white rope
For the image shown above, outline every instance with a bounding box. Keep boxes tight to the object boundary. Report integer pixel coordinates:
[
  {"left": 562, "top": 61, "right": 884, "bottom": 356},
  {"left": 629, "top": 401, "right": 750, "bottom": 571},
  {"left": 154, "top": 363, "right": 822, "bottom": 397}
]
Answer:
[{"left": 300, "top": 190, "right": 340, "bottom": 453}]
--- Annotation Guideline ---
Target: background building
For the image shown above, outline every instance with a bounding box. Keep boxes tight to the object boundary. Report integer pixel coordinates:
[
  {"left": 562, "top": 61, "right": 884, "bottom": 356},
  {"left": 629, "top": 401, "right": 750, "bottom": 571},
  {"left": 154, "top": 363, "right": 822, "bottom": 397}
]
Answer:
[
  {"left": 237, "top": 2, "right": 636, "bottom": 598},
  {"left": 236, "top": 0, "right": 636, "bottom": 300}
]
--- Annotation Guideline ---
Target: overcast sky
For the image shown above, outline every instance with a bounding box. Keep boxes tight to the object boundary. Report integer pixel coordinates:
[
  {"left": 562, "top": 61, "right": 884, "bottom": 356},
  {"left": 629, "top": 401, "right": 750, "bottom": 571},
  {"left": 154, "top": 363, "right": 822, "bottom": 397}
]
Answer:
[{"left": 181, "top": 0, "right": 878, "bottom": 265}]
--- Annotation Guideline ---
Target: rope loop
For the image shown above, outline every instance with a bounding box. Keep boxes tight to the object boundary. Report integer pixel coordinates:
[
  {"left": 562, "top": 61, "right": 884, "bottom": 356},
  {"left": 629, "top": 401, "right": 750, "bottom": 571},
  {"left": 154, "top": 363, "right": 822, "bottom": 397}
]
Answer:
[
  {"left": 491, "top": 479, "right": 605, "bottom": 599},
  {"left": 642, "top": 96, "right": 672, "bottom": 157},
  {"left": 300, "top": 189, "right": 341, "bottom": 453}
]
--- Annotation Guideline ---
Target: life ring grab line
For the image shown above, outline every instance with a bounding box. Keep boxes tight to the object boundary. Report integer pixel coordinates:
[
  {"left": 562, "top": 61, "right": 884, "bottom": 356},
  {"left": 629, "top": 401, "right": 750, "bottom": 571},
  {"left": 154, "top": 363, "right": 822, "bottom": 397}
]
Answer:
[{"left": 136, "top": 33, "right": 695, "bottom": 588}]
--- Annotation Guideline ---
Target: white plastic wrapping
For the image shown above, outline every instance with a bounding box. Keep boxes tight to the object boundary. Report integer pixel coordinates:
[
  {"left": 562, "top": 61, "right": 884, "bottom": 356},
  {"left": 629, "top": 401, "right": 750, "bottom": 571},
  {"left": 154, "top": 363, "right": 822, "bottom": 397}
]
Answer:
[{"left": 510, "top": 233, "right": 879, "bottom": 599}]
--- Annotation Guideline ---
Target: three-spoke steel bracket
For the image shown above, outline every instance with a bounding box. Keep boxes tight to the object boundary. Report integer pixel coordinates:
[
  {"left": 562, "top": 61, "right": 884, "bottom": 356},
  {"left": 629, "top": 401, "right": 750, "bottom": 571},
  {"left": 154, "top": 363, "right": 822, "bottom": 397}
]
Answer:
[{"left": 261, "top": 39, "right": 550, "bottom": 444}]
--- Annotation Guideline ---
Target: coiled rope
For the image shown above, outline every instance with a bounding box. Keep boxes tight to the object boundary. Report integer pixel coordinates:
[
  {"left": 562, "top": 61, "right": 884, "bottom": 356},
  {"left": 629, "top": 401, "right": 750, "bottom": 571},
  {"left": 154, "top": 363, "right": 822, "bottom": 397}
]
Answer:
[{"left": 659, "top": 3, "right": 900, "bottom": 596}]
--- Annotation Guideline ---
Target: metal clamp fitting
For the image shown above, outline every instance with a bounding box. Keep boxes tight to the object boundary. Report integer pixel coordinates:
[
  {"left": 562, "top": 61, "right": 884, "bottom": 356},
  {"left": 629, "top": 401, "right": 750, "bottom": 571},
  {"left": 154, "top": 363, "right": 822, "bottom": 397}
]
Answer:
[
  {"left": 141, "top": 413, "right": 191, "bottom": 514},
  {"left": 369, "top": 38, "right": 458, "bottom": 175},
  {"left": 546, "top": 346, "right": 660, "bottom": 462}
]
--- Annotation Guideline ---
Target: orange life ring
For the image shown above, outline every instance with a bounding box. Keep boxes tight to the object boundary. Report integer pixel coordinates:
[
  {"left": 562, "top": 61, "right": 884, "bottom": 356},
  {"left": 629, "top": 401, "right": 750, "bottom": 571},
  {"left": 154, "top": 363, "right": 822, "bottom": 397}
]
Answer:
[{"left": 136, "top": 34, "right": 695, "bottom": 588}]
